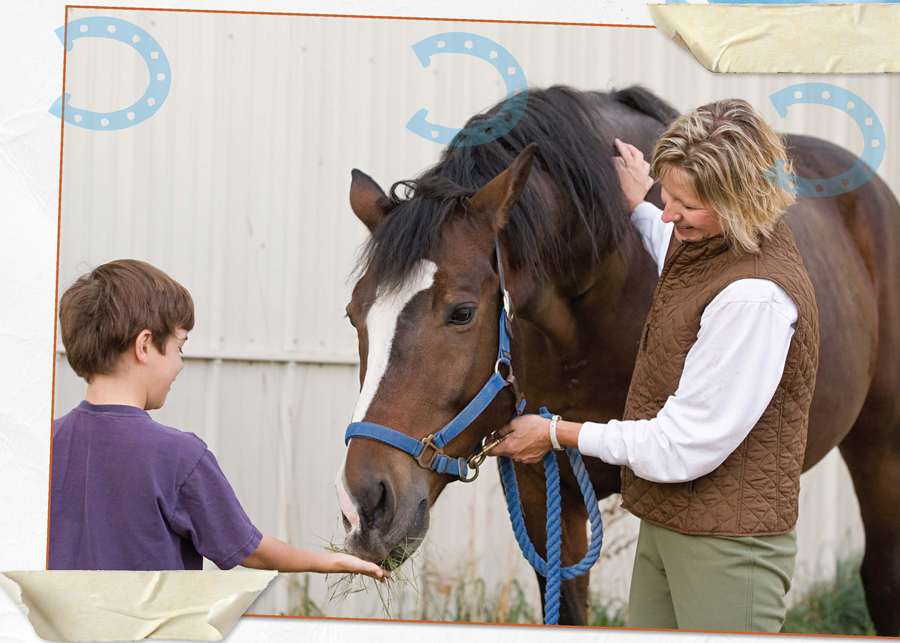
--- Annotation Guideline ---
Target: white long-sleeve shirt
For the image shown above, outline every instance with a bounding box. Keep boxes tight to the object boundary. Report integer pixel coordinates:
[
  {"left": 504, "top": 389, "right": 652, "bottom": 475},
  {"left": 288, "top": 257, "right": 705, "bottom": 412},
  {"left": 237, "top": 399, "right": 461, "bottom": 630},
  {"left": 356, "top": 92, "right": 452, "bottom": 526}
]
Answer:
[{"left": 577, "top": 202, "right": 799, "bottom": 484}]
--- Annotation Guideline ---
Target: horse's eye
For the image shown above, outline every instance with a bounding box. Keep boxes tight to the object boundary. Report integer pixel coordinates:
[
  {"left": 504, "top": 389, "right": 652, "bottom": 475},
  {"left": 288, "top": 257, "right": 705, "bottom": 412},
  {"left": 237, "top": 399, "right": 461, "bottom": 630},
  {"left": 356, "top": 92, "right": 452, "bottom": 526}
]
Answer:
[{"left": 449, "top": 306, "right": 476, "bottom": 325}]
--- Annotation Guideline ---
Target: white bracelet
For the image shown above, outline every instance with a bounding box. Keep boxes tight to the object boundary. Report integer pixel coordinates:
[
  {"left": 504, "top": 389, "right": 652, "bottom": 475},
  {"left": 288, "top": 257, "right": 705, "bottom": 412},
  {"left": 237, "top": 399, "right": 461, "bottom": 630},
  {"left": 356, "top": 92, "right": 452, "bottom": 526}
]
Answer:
[{"left": 549, "top": 415, "right": 564, "bottom": 451}]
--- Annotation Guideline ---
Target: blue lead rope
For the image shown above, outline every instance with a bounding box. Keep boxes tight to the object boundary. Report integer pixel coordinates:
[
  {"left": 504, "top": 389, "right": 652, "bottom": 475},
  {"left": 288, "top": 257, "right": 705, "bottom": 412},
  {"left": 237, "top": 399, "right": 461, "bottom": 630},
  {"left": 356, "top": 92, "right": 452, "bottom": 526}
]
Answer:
[{"left": 497, "top": 407, "right": 604, "bottom": 625}]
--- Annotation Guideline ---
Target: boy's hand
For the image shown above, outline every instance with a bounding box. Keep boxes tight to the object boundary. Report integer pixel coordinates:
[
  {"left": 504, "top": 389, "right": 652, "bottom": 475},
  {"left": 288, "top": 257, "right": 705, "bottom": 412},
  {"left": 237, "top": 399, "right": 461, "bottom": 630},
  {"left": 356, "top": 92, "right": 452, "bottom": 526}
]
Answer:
[
  {"left": 326, "top": 551, "right": 390, "bottom": 583},
  {"left": 240, "top": 533, "right": 390, "bottom": 582}
]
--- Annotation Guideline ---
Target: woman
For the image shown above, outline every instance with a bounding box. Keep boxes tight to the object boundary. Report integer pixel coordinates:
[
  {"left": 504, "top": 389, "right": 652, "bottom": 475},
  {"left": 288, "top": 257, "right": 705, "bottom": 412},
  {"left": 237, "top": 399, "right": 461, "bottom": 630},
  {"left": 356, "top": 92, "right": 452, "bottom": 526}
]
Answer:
[{"left": 489, "top": 98, "right": 819, "bottom": 632}]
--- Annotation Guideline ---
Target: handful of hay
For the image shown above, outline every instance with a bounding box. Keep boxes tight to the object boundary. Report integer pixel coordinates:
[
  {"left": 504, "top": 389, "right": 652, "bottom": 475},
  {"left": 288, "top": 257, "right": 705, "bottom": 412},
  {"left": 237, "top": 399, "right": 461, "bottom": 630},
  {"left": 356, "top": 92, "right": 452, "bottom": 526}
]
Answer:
[{"left": 323, "top": 536, "right": 426, "bottom": 618}]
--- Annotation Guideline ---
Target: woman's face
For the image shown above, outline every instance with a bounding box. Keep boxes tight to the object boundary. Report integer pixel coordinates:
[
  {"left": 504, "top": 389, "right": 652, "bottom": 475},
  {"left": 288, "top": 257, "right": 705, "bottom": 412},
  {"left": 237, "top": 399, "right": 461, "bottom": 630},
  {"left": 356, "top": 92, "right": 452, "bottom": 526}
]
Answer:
[{"left": 659, "top": 171, "right": 723, "bottom": 242}]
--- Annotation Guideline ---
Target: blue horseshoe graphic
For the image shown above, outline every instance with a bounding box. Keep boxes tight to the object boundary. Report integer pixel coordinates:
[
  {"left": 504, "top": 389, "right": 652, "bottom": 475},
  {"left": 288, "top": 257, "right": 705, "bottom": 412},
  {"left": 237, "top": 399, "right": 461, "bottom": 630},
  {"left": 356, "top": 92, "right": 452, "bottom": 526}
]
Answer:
[
  {"left": 407, "top": 32, "right": 528, "bottom": 147},
  {"left": 766, "top": 83, "right": 885, "bottom": 197},
  {"left": 49, "top": 17, "right": 171, "bottom": 131}
]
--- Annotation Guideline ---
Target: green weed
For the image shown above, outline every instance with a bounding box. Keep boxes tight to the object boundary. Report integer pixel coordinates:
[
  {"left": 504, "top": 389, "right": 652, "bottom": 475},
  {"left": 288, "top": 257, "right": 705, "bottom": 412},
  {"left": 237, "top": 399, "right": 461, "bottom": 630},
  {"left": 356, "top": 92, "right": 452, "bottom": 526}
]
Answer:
[{"left": 781, "top": 558, "right": 875, "bottom": 636}]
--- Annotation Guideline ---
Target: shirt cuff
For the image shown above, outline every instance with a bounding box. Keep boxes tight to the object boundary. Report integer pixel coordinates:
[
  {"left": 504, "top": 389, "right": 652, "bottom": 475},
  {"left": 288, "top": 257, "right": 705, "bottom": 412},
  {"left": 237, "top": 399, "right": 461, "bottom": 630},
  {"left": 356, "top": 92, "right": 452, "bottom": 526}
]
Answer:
[
  {"left": 631, "top": 201, "right": 662, "bottom": 222},
  {"left": 577, "top": 421, "right": 609, "bottom": 461}
]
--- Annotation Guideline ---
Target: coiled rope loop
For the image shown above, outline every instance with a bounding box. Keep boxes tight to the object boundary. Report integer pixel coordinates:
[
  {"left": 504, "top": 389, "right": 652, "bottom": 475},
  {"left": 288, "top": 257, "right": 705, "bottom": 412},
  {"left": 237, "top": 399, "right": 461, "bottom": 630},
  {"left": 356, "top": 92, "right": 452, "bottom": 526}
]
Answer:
[{"left": 497, "top": 407, "right": 604, "bottom": 625}]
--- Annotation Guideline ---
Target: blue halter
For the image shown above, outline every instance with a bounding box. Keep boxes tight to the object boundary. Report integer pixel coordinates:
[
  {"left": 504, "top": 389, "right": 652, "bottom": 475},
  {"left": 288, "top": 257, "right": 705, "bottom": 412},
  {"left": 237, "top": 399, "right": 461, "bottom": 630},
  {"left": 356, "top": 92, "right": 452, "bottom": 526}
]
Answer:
[{"left": 344, "top": 242, "right": 526, "bottom": 482}]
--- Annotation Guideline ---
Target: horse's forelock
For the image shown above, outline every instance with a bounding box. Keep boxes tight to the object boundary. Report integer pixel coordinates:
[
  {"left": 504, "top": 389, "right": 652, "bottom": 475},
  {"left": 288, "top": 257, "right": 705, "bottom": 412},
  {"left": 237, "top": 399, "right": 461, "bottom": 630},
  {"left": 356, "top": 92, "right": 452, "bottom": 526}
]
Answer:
[{"left": 353, "top": 179, "right": 471, "bottom": 297}]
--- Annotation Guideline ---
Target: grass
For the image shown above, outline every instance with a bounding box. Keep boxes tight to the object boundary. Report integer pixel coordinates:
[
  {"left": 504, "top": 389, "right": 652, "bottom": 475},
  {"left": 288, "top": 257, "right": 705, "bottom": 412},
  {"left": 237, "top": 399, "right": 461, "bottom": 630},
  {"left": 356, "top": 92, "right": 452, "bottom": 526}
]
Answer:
[
  {"left": 286, "top": 574, "right": 325, "bottom": 617},
  {"left": 289, "top": 539, "right": 873, "bottom": 635},
  {"left": 781, "top": 557, "right": 876, "bottom": 636},
  {"left": 421, "top": 576, "right": 539, "bottom": 624},
  {"left": 589, "top": 599, "right": 627, "bottom": 627},
  {"left": 418, "top": 575, "right": 626, "bottom": 625},
  {"left": 411, "top": 557, "right": 870, "bottom": 632}
]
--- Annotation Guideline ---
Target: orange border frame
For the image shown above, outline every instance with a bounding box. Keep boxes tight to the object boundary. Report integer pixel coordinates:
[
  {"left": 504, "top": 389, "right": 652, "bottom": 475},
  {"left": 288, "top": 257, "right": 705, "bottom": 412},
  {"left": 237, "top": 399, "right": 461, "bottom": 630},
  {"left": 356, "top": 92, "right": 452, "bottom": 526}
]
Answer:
[
  {"left": 48, "top": 4, "right": 68, "bottom": 574},
  {"left": 47, "top": 5, "right": 888, "bottom": 640}
]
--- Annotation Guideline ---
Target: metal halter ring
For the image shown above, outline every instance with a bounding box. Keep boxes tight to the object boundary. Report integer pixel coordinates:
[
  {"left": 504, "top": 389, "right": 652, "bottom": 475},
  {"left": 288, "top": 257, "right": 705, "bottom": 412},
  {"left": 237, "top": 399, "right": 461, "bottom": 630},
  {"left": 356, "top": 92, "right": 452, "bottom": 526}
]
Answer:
[{"left": 459, "top": 460, "right": 479, "bottom": 483}]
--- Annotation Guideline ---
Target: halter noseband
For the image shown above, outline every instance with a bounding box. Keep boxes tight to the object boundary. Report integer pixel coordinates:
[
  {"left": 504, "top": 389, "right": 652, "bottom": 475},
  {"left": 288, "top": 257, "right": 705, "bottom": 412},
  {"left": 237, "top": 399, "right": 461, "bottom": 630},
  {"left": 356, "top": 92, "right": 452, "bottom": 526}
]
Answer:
[{"left": 344, "top": 238, "right": 526, "bottom": 483}]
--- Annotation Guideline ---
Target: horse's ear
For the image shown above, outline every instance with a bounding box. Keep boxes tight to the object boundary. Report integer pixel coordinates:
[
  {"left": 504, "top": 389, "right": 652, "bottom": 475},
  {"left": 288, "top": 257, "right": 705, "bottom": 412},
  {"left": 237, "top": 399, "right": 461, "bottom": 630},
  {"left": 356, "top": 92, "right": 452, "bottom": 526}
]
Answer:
[
  {"left": 350, "top": 169, "right": 392, "bottom": 232},
  {"left": 470, "top": 142, "right": 538, "bottom": 232}
]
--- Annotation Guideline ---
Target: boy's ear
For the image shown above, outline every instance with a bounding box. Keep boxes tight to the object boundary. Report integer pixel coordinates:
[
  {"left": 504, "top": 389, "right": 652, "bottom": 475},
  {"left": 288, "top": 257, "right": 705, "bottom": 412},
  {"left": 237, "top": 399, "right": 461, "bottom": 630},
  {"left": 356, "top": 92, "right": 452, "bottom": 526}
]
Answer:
[{"left": 133, "top": 329, "right": 153, "bottom": 365}]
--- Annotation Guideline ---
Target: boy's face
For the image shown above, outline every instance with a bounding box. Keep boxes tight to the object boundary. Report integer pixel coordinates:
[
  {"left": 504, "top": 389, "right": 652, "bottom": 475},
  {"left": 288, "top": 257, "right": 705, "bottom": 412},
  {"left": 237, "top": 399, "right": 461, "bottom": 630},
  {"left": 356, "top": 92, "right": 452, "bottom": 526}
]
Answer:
[{"left": 144, "top": 328, "right": 187, "bottom": 410}]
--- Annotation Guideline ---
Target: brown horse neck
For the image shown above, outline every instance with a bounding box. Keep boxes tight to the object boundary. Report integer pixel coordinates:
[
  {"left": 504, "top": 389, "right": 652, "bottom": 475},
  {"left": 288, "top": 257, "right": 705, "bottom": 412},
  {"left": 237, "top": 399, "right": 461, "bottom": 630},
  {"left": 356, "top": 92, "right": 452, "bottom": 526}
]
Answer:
[{"left": 517, "top": 229, "right": 655, "bottom": 357}]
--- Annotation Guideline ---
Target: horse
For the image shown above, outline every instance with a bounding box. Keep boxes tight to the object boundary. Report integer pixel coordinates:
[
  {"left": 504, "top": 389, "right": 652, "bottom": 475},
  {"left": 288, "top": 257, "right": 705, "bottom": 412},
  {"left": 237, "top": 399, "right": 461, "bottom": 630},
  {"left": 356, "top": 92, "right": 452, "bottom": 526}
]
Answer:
[{"left": 333, "top": 84, "right": 900, "bottom": 635}]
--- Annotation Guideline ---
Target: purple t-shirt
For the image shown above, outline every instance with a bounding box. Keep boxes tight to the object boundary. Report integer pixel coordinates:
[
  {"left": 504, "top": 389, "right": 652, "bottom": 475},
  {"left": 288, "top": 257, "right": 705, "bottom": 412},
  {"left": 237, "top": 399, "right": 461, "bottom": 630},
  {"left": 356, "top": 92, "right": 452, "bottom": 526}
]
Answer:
[{"left": 49, "top": 400, "right": 262, "bottom": 571}]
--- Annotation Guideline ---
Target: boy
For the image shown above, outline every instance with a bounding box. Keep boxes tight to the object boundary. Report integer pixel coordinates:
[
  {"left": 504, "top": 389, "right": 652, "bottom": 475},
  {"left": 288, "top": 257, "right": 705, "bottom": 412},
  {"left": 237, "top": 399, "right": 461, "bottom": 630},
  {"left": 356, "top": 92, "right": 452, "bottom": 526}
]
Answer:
[{"left": 50, "top": 258, "right": 386, "bottom": 581}]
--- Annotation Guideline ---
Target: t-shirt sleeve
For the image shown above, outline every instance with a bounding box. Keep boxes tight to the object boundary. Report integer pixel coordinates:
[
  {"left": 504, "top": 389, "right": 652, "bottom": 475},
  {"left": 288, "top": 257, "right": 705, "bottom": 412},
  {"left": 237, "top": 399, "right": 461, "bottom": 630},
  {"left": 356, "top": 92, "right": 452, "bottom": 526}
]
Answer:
[{"left": 168, "top": 449, "right": 263, "bottom": 570}]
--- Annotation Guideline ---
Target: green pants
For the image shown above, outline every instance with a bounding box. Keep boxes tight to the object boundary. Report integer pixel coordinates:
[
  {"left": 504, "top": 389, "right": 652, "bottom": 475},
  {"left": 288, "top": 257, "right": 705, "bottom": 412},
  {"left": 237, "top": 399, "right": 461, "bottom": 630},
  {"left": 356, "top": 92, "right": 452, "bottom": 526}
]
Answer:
[{"left": 628, "top": 519, "right": 797, "bottom": 632}]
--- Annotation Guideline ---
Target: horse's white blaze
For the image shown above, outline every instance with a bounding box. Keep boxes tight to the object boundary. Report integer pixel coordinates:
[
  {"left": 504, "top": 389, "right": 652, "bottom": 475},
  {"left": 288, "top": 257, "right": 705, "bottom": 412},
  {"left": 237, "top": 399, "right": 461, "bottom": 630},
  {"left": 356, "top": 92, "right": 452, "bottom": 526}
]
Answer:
[
  {"left": 350, "top": 259, "right": 438, "bottom": 423},
  {"left": 335, "top": 464, "right": 360, "bottom": 530},
  {"left": 336, "top": 259, "right": 437, "bottom": 533}
]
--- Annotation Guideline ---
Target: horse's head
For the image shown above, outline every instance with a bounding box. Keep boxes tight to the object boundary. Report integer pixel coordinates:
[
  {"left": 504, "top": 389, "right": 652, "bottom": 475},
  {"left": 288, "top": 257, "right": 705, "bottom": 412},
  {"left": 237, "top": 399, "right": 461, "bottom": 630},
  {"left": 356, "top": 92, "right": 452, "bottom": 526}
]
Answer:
[{"left": 335, "top": 144, "right": 538, "bottom": 566}]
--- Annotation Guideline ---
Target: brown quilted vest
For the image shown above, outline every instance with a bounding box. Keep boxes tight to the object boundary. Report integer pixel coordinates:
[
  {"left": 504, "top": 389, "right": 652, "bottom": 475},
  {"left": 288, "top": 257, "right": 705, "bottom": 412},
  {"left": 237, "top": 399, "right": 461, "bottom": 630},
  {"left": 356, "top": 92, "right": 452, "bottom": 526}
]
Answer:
[{"left": 620, "top": 218, "right": 819, "bottom": 536}]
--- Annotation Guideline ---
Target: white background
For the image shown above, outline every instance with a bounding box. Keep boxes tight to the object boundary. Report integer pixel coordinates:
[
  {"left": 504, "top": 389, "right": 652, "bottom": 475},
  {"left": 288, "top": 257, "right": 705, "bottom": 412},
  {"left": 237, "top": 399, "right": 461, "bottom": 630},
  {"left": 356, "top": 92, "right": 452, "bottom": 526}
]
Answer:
[{"left": 0, "top": 0, "right": 883, "bottom": 641}]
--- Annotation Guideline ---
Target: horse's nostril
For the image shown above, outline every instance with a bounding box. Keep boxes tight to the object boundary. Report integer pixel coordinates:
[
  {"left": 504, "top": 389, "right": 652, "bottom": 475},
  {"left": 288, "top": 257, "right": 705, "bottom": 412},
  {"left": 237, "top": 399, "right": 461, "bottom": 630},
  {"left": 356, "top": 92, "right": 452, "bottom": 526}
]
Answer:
[
  {"left": 360, "top": 480, "right": 392, "bottom": 532},
  {"left": 341, "top": 512, "right": 352, "bottom": 533},
  {"left": 372, "top": 482, "right": 389, "bottom": 530}
]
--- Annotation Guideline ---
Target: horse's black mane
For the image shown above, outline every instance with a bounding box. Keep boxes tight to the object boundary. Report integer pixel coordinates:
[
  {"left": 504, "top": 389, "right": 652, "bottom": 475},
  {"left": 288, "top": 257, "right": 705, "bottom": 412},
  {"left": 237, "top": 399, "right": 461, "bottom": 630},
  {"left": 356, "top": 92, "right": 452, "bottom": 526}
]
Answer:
[{"left": 355, "top": 84, "right": 679, "bottom": 293}]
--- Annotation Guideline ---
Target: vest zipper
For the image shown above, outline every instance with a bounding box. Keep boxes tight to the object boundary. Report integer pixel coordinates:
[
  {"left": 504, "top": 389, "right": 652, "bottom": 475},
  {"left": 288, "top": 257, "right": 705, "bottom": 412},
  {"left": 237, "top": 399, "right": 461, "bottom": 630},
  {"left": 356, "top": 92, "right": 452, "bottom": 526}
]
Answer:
[{"left": 642, "top": 243, "right": 688, "bottom": 352}]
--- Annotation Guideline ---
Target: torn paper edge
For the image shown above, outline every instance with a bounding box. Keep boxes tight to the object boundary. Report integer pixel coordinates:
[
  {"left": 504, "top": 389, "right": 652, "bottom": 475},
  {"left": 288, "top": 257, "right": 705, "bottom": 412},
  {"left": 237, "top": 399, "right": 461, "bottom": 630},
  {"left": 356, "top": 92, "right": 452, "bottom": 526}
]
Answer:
[
  {"left": 648, "top": 3, "right": 900, "bottom": 74},
  {"left": 0, "top": 570, "right": 277, "bottom": 642}
]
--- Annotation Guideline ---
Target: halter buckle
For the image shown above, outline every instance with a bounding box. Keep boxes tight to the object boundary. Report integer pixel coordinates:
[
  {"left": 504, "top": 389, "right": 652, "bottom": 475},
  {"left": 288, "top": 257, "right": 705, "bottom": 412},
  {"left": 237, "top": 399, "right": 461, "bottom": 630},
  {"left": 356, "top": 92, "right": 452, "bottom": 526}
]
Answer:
[
  {"left": 505, "top": 373, "right": 526, "bottom": 415},
  {"left": 503, "top": 290, "right": 514, "bottom": 320},
  {"left": 416, "top": 435, "right": 444, "bottom": 469}
]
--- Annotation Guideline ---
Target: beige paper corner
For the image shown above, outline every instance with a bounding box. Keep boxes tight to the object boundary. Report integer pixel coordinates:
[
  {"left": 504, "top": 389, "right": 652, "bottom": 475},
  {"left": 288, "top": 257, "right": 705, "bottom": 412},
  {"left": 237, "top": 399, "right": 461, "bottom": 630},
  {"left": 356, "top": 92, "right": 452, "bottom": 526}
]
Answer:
[
  {"left": 0, "top": 570, "right": 277, "bottom": 642},
  {"left": 648, "top": 3, "right": 900, "bottom": 74}
]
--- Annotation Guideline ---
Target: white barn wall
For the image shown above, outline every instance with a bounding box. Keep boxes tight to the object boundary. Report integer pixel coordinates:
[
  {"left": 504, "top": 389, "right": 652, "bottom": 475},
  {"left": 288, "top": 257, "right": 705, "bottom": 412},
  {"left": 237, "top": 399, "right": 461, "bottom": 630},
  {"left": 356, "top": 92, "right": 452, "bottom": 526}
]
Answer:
[{"left": 54, "top": 8, "right": 892, "bottom": 618}]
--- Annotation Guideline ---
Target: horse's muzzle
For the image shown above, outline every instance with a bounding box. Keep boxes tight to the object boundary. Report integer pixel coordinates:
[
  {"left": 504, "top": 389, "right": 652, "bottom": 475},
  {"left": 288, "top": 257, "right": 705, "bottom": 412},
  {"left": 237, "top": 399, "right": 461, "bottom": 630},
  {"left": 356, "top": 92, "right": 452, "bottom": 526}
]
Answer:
[{"left": 339, "top": 481, "right": 430, "bottom": 567}]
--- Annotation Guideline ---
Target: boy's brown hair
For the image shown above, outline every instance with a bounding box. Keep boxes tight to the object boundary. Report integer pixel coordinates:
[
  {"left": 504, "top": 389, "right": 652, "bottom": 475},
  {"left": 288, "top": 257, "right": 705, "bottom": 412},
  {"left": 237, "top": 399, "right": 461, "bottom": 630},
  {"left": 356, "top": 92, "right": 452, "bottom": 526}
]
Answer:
[{"left": 59, "top": 259, "right": 195, "bottom": 383}]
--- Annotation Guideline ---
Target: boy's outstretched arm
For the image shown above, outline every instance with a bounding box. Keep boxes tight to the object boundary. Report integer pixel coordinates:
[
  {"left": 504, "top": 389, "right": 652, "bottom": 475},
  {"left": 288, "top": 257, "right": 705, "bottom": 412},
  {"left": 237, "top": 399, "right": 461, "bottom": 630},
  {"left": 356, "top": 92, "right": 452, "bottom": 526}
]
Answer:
[{"left": 239, "top": 533, "right": 389, "bottom": 582}]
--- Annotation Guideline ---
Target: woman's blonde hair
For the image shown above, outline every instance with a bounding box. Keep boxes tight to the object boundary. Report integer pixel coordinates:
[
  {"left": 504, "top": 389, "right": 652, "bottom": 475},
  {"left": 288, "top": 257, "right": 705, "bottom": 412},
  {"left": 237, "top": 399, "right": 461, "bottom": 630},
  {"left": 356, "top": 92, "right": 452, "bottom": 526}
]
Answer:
[{"left": 651, "top": 98, "right": 796, "bottom": 254}]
